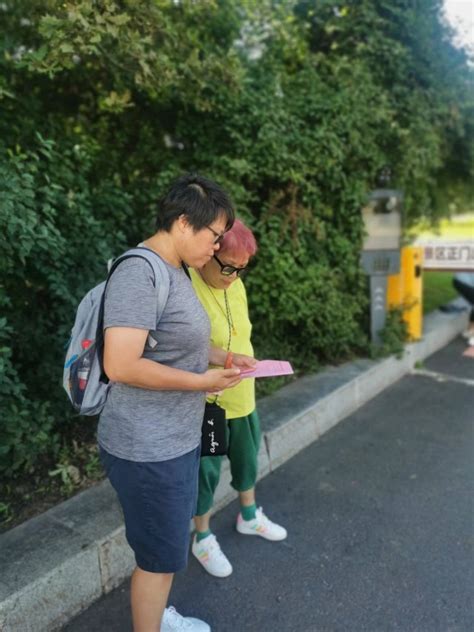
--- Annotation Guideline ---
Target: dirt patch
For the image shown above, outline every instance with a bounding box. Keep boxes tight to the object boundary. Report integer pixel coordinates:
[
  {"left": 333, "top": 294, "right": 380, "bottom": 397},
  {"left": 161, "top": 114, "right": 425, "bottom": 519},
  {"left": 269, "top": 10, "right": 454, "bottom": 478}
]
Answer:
[{"left": 1, "top": 439, "right": 104, "bottom": 534}]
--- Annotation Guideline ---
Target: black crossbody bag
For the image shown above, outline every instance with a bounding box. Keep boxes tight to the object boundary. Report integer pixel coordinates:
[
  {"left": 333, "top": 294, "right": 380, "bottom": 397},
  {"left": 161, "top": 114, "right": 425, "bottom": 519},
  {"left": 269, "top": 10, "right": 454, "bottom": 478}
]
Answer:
[{"left": 201, "top": 399, "right": 227, "bottom": 457}]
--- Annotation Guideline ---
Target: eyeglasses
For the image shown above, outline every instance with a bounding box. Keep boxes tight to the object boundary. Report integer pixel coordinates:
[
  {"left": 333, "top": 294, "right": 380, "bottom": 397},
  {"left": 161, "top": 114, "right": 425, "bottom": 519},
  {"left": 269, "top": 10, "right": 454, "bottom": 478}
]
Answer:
[
  {"left": 213, "top": 254, "right": 248, "bottom": 277},
  {"left": 205, "top": 225, "right": 225, "bottom": 244}
]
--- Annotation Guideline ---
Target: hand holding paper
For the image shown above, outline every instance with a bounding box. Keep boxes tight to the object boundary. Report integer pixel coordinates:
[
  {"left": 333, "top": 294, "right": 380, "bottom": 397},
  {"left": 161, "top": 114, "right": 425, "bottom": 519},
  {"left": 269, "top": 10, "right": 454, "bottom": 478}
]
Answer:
[
  {"left": 230, "top": 353, "right": 257, "bottom": 370},
  {"left": 240, "top": 359, "right": 294, "bottom": 379}
]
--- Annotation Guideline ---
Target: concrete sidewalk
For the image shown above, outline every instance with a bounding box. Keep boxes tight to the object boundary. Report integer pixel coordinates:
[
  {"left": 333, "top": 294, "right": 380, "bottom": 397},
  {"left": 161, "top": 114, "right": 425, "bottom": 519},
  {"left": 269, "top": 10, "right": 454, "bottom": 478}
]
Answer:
[{"left": 0, "top": 305, "right": 469, "bottom": 631}]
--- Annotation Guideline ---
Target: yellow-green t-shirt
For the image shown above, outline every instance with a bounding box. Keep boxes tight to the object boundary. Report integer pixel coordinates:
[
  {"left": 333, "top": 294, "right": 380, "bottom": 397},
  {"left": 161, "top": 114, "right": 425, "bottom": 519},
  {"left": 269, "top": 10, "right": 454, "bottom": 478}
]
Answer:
[{"left": 190, "top": 268, "right": 256, "bottom": 419}]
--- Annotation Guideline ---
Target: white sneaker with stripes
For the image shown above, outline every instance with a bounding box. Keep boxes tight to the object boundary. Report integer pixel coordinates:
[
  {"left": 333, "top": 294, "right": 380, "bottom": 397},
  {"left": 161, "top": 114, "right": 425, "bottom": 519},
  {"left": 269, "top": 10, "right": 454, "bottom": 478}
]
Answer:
[{"left": 236, "top": 507, "right": 287, "bottom": 541}]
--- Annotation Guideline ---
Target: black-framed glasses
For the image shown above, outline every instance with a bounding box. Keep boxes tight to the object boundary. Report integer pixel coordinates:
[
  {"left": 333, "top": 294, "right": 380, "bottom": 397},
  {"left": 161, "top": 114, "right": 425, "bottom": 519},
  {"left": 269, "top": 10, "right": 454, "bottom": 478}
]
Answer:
[
  {"left": 205, "top": 225, "right": 225, "bottom": 244},
  {"left": 213, "top": 254, "right": 248, "bottom": 277}
]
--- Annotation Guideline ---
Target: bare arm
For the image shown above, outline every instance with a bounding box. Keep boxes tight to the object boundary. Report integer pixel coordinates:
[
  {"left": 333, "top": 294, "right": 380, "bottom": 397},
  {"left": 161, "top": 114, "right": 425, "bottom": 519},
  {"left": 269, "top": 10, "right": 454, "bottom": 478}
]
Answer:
[
  {"left": 209, "top": 345, "right": 257, "bottom": 369},
  {"left": 104, "top": 327, "right": 241, "bottom": 392}
]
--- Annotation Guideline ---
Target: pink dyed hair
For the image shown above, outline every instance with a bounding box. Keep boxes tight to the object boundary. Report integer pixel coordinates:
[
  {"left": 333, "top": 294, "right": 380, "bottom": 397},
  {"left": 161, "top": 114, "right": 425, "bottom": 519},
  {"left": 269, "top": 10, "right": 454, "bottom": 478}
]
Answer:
[{"left": 219, "top": 218, "right": 258, "bottom": 259}]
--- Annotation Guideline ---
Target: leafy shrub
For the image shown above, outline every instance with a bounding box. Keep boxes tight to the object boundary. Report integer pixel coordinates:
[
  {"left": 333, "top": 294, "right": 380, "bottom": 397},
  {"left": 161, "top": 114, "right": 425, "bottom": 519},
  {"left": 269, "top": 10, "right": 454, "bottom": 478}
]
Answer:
[
  {"left": 0, "top": 0, "right": 472, "bottom": 479},
  {"left": 0, "top": 137, "right": 129, "bottom": 475}
]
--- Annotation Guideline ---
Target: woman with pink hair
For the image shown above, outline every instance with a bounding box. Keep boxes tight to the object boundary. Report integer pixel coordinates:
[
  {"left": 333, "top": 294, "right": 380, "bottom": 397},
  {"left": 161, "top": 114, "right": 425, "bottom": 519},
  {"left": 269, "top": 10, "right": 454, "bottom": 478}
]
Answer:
[{"left": 190, "top": 219, "right": 287, "bottom": 578}]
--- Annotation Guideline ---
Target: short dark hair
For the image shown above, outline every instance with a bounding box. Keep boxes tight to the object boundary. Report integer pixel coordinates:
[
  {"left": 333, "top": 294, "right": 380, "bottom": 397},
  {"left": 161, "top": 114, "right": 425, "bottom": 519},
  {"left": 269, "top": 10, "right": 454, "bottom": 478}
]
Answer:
[{"left": 155, "top": 173, "right": 235, "bottom": 233}]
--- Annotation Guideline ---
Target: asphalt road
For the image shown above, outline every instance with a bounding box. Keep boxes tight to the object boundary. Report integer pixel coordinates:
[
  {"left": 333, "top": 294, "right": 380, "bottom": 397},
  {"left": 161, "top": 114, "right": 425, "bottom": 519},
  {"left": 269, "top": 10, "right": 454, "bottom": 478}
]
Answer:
[{"left": 65, "top": 338, "right": 474, "bottom": 632}]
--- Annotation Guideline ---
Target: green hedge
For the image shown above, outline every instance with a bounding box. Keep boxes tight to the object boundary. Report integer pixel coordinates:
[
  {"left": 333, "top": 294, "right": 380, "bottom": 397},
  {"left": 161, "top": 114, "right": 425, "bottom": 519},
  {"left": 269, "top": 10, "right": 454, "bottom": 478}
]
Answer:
[{"left": 0, "top": 0, "right": 472, "bottom": 477}]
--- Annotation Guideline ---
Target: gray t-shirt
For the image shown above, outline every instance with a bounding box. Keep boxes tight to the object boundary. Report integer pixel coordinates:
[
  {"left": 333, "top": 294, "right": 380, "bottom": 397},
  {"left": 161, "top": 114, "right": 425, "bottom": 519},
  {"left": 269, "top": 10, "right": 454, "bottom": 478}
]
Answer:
[{"left": 97, "top": 256, "right": 210, "bottom": 462}]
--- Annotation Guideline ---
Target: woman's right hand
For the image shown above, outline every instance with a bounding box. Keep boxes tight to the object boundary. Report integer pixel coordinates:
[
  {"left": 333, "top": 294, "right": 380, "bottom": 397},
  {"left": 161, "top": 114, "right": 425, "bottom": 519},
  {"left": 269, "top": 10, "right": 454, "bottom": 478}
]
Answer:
[{"left": 202, "top": 368, "right": 241, "bottom": 393}]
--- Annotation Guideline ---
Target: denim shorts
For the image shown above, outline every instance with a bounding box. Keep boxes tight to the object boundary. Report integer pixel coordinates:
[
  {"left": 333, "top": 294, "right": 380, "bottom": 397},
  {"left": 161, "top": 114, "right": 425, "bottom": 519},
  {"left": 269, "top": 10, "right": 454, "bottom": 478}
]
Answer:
[{"left": 99, "top": 444, "right": 200, "bottom": 573}]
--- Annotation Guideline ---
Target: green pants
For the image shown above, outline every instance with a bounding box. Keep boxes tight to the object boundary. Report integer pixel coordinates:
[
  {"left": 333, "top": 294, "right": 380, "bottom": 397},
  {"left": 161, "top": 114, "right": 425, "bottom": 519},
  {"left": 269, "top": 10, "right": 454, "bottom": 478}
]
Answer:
[{"left": 196, "top": 409, "right": 261, "bottom": 516}]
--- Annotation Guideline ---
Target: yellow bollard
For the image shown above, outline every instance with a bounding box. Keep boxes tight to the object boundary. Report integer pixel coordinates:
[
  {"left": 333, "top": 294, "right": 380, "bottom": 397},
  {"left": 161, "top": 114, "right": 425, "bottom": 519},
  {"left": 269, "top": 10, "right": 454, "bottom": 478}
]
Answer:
[{"left": 387, "top": 246, "right": 424, "bottom": 340}]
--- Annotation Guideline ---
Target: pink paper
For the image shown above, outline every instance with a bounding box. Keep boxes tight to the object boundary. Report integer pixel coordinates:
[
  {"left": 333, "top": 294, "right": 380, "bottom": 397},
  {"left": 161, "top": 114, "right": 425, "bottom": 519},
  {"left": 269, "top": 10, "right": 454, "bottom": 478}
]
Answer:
[{"left": 240, "top": 360, "right": 294, "bottom": 379}]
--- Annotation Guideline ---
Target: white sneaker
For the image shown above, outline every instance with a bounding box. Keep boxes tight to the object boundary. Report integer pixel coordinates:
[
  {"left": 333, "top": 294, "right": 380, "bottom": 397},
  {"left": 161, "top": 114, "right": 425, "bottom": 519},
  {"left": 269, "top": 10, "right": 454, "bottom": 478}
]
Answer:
[
  {"left": 192, "top": 533, "right": 233, "bottom": 577},
  {"left": 161, "top": 606, "right": 211, "bottom": 631},
  {"left": 468, "top": 336, "right": 474, "bottom": 347},
  {"left": 236, "top": 507, "right": 287, "bottom": 541}
]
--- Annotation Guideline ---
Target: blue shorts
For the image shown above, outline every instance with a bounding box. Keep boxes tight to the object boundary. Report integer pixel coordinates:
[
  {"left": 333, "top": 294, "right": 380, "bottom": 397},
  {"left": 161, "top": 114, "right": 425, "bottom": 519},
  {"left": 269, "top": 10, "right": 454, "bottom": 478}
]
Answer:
[{"left": 99, "top": 445, "right": 200, "bottom": 573}]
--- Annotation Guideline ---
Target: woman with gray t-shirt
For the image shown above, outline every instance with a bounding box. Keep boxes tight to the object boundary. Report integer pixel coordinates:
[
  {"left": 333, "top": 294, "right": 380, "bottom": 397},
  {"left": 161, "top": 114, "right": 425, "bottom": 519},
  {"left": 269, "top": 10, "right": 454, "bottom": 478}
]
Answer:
[{"left": 98, "top": 174, "right": 254, "bottom": 632}]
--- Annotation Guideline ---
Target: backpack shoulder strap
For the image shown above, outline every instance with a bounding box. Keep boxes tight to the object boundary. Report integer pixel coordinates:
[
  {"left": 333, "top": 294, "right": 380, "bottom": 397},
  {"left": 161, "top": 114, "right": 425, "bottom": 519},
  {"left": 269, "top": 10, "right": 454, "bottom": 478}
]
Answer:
[
  {"left": 97, "top": 247, "right": 171, "bottom": 381},
  {"left": 115, "top": 247, "right": 171, "bottom": 322}
]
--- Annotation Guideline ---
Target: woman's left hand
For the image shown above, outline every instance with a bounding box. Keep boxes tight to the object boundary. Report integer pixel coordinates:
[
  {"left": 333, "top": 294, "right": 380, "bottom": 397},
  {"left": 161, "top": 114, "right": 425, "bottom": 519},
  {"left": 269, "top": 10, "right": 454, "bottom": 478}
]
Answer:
[{"left": 231, "top": 353, "right": 257, "bottom": 370}]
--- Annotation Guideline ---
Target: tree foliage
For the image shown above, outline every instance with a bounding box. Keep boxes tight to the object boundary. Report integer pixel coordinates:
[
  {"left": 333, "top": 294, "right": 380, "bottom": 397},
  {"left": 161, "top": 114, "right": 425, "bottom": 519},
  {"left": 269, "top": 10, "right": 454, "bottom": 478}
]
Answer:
[{"left": 0, "top": 0, "right": 472, "bottom": 476}]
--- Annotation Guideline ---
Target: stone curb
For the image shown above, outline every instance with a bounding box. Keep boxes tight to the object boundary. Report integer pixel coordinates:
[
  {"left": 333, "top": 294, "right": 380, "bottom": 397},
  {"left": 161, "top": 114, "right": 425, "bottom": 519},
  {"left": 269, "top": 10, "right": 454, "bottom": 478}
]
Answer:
[{"left": 0, "top": 305, "right": 468, "bottom": 631}]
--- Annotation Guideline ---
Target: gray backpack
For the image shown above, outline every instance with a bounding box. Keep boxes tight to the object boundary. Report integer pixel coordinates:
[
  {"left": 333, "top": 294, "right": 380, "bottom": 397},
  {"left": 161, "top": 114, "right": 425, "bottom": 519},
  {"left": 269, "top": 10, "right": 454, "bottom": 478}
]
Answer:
[{"left": 63, "top": 247, "right": 170, "bottom": 415}]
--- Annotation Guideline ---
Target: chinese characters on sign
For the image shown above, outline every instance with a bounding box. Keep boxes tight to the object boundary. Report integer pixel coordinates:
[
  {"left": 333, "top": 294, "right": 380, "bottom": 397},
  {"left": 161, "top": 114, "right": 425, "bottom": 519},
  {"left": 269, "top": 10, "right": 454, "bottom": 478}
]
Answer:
[{"left": 418, "top": 241, "right": 474, "bottom": 270}]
